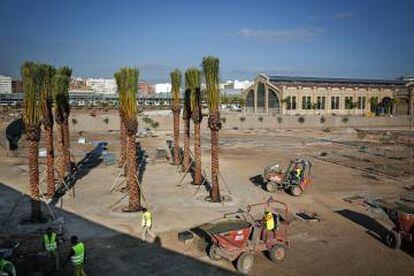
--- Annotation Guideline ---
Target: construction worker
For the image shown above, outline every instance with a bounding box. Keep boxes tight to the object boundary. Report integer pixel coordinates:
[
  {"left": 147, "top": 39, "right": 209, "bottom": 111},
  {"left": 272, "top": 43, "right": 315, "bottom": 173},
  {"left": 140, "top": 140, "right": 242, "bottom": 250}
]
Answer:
[
  {"left": 43, "top": 227, "right": 59, "bottom": 271},
  {"left": 294, "top": 165, "right": 303, "bottom": 183},
  {"left": 263, "top": 209, "right": 275, "bottom": 241},
  {"left": 0, "top": 258, "right": 16, "bottom": 276},
  {"left": 141, "top": 208, "right": 154, "bottom": 242},
  {"left": 65, "top": 236, "right": 86, "bottom": 276}
]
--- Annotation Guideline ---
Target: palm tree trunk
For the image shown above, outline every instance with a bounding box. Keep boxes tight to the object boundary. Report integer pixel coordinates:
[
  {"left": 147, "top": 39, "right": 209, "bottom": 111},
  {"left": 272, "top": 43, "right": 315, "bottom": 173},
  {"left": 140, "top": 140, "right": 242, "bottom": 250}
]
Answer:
[
  {"left": 45, "top": 126, "right": 55, "bottom": 198},
  {"left": 57, "top": 123, "right": 66, "bottom": 176},
  {"left": 183, "top": 118, "right": 190, "bottom": 172},
  {"left": 126, "top": 133, "right": 140, "bottom": 210},
  {"left": 118, "top": 118, "right": 127, "bottom": 168},
  {"left": 194, "top": 122, "right": 202, "bottom": 185},
  {"left": 63, "top": 118, "right": 71, "bottom": 173},
  {"left": 28, "top": 136, "right": 41, "bottom": 220},
  {"left": 209, "top": 114, "right": 221, "bottom": 202},
  {"left": 173, "top": 110, "right": 180, "bottom": 166}
]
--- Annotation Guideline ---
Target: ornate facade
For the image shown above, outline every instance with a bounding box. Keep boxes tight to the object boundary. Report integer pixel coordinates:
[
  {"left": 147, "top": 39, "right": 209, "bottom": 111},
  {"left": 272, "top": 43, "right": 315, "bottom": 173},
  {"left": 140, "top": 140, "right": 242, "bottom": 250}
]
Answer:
[{"left": 243, "top": 74, "right": 413, "bottom": 116}]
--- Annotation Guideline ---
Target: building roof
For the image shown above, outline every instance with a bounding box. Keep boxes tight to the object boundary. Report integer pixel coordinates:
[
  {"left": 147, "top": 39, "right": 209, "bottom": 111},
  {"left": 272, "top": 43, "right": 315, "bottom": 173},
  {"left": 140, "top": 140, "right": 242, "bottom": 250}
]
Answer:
[{"left": 268, "top": 75, "right": 406, "bottom": 86}]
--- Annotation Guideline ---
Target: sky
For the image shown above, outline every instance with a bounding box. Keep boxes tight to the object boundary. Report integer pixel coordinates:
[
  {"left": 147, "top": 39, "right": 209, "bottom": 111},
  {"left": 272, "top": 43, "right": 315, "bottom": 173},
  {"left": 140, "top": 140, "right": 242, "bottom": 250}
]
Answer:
[{"left": 0, "top": 0, "right": 413, "bottom": 83}]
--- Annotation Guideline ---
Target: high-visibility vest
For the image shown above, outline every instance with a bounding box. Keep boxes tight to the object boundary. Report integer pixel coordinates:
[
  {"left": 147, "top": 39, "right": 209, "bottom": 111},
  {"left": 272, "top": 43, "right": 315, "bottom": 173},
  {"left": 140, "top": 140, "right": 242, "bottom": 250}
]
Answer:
[
  {"left": 0, "top": 259, "right": 16, "bottom": 276},
  {"left": 265, "top": 212, "right": 275, "bottom": 231},
  {"left": 43, "top": 233, "right": 57, "bottom": 252},
  {"left": 295, "top": 168, "right": 302, "bottom": 178},
  {"left": 142, "top": 211, "right": 152, "bottom": 228},
  {"left": 71, "top": 242, "right": 85, "bottom": 266}
]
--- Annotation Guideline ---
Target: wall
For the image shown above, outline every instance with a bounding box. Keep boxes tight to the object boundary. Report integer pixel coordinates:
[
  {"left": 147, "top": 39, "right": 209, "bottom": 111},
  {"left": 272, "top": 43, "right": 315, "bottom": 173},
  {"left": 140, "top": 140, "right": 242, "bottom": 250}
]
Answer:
[{"left": 67, "top": 112, "right": 414, "bottom": 132}]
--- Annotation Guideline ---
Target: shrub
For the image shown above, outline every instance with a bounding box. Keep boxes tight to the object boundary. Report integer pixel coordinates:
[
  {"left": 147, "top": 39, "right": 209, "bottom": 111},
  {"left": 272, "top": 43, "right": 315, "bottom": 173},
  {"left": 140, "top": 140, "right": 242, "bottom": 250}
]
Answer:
[
  {"left": 342, "top": 116, "right": 349, "bottom": 123},
  {"left": 221, "top": 117, "right": 227, "bottom": 123},
  {"left": 151, "top": 121, "right": 160, "bottom": 130},
  {"left": 239, "top": 116, "right": 246, "bottom": 122},
  {"left": 298, "top": 116, "right": 305, "bottom": 124},
  {"left": 320, "top": 116, "right": 326, "bottom": 124},
  {"left": 277, "top": 116, "right": 283, "bottom": 124},
  {"left": 232, "top": 126, "right": 238, "bottom": 130},
  {"left": 258, "top": 116, "right": 263, "bottom": 122}
]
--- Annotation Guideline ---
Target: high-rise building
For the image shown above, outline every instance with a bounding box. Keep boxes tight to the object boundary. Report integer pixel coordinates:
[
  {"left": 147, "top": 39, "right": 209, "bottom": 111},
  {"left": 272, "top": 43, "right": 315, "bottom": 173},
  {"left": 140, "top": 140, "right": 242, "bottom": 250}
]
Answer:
[
  {"left": 155, "top": 82, "right": 171, "bottom": 93},
  {"left": 0, "top": 75, "right": 12, "bottom": 93}
]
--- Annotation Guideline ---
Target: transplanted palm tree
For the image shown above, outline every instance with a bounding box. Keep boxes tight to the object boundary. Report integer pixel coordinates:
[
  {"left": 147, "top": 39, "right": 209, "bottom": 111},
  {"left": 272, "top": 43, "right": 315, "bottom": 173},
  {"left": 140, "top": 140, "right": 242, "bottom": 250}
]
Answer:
[
  {"left": 115, "top": 70, "right": 127, "bottom": 168},
  {"left": 186, "top": 68, "right": 203, "bottom": 185},
  {"left": 202, "top": 56, "right": 222, "bottom": 202},
  {"left": 53, "top": 72, "right": 70, "bottom": 176},
  {"left": 170, "top": 69, "right": 182, "bottom": 166},
  {"left": 182, "top": 72, "right": 192, "bottom": 173},
  {"left": 57, "top": 67, "right": 72, "bottom": 173},
  {"left": 115, "top": 67, "right": 141, "bottom": 211},
  {"left": 22, "top": 62, "right": 43, "bottom": 220},
  {"left": 39, "top": 64, "right": 56, "bottom": 198}
]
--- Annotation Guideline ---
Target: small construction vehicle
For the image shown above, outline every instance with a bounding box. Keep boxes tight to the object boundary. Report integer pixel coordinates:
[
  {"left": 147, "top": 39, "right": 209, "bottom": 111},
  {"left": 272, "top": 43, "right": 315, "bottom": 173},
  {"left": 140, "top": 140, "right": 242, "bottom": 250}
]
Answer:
[
  {"left": 376, "top": 197, "right": 414, "bottom": 250},
  {"left": 262, "top": 158, "right": 312, "bottom": 196},
  {"left": 203, "top": 197, "right": 290, "bottom": 274}
]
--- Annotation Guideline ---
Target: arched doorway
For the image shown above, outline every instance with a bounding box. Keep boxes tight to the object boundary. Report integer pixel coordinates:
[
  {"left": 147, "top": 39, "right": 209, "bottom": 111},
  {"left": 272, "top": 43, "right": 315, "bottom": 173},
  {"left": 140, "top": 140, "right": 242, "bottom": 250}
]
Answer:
[{"left": 377, "top": 97, "right": 392, "bottom": 115}]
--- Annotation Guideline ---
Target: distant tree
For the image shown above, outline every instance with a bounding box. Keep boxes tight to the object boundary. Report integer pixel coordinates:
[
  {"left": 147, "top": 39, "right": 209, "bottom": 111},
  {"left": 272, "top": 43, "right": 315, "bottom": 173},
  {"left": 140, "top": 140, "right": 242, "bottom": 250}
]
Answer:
[
  {"left": 71, "top": 118, "right": 78, "bottom": 132},
  {"left": 239, "top": 116, "right": 246, "bottom": 122},
  {"left": 320, "top": 116, "right": 326, "bottom": 124},
  {"left": 298, "top": 116, "right": 305, "bottom": 128},
  {"left": 258, "top": 116, "right": 263, "bottom": 122},
  {"left": 221, "top": 117, "right": 227, "bottom": 124},
  {"left": 277, "top": 116, "right": 283, "bottom": 129},
  {"left": 342, "top": 116, "right": 349, "bottom": 124},
  {"left": 369, "top": 97, "right": 378, "bottom": 114}
]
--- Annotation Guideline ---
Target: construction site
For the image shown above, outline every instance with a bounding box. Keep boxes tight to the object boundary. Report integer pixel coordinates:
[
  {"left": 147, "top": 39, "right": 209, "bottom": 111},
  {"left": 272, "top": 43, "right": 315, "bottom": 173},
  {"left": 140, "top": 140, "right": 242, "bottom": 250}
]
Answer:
[{"left": 1, "top": 102, "right": 414, "bottom": 275}]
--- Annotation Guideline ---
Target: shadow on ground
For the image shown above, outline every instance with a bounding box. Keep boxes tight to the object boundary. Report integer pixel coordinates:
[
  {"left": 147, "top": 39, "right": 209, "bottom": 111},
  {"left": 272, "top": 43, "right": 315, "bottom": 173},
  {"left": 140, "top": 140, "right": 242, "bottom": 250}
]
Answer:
[
  {"left": 0, "top": 183, "right": 235, "bottom": 275},
  {"left": 249, "top": 174, "right": 266, "bottom": 192},
  {"left": 335, "top": 209, "right": 414, "bottom": 257}
]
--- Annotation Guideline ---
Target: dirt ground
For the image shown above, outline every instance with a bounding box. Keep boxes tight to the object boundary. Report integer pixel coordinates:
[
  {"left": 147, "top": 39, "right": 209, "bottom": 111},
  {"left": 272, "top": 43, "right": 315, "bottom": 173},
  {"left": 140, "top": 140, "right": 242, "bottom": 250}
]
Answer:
[{"left": 1, "top": 122, "right": 414, "bottom": 275}]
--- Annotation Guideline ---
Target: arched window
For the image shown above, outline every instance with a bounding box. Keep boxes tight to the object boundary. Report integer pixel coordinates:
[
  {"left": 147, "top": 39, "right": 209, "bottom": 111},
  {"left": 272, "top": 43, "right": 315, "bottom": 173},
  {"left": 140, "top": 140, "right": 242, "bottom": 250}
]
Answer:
[
  {"left": 268, "top": 89, "right": 280, "bottom": 113},
  {"left": 257, "top": 82, "right": 265, "bottom": 113},
  {"left": 245, "top": 90, "right": 254, "bottom": 113}
]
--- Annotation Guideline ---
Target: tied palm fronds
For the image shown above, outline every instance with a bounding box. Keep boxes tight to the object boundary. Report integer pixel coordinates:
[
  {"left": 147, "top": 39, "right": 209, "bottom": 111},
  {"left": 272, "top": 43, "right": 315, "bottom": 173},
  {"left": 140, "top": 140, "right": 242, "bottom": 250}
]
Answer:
[
  {"left": 22, "top": 62, "right": 42, "bottom": 132},
  {"left": 170, "top": 69, "right": 182, "bottom": 166},
  {"left": 186, "top": 68, "right": 201, "bottom": 114},
  {"left": 202, "top": 56, "right": 220, "bottom": 112},
  {"left": 171, "top": 69, "right": 182, "bottom": 108}
]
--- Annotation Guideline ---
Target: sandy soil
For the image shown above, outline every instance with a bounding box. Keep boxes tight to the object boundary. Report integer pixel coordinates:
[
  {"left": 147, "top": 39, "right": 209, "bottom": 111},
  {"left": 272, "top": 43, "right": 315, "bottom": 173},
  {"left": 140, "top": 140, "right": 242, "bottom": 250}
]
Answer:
[{"left": 0, "top": 125, "right": 413, "bottom": 275}]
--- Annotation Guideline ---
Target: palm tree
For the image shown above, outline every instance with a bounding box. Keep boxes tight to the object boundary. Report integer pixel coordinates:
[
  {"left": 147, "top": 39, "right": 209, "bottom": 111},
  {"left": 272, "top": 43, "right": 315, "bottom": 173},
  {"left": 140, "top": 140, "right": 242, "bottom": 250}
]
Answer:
[
  {"left": 58, "top": 67, "right": 72, "bottom": 173},
  {"left": 202, "top": 56, "right": 222, "bottom": 202},
  {"left": 170, "top": 69, "right": 182, "bottom": 166},
  {"left": 182, "top": 74, "right": 192, "bottom": 173},
  {"left": 22, "top": 62, "right": 42, "bottom": 220},
  {"left": 115, "top": 71, "right": 127, "bottom": 168},
  {"left": 53, "top": 72, "right": 70, "bottom": 176},
  {"left": 187, "top": 68, "right": 202, "bottom": 185},
  {"left": 39, "top": 64, "right": 56, "bottom": 198},
  {"left": 115, "top": 67, "right": 141, "bottom": 211}
]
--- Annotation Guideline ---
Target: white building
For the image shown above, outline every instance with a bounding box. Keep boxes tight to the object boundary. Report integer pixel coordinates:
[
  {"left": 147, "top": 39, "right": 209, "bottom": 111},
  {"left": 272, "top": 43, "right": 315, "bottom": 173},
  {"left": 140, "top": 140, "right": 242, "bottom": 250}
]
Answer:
[
  {"left": 219, "top": 79, "right": 253, "bottom": 90},
  {"left": 155, "top": 82, "right": 171, "bottom": 94},
  {"left": 85, "top": 78, "right": 117, "bottom": 94},
  {"left": 0, "top": 75, "right": 12, "bottom": 93}
]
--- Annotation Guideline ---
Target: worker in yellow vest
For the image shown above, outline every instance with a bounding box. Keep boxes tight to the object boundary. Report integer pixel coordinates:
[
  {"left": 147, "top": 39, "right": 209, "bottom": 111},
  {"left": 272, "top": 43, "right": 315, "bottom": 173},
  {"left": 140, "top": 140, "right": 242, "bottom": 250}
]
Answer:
[
  {"left": 65, "top": 236, "right": 86, "bottom": 276},
  {"left": 263, "top": 209, "right": 275, "bottom": 241},
  {"left": 43, "top": 227, "right": 59, "bottom": 271},
  {"left": 0, "top": 258, "right": 16, "bottom": 276},
  {"left": 141, "top": 208, "right": 155, "bottom": 242}
]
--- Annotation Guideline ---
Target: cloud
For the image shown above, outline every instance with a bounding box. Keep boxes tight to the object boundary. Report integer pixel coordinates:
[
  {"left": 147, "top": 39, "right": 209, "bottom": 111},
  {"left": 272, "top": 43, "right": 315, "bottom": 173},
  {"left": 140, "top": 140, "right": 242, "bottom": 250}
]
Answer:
[
  {"left": 234, "top": 27, "right": 325, "bottom": 42},
  {"left": 331, "top": 12, "right": 354, "bottom": 19}
]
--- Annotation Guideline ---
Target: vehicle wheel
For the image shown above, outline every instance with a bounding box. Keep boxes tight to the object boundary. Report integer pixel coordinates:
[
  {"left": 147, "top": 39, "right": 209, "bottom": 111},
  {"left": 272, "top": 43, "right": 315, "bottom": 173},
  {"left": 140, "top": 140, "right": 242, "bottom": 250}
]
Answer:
[
  {"left": 386, "top": 229, "right": 401, "bottom": 249},
  {"left": 208, "top": 244, "right": 222, "bottom": 261},
  {"left": 236, "top": 252, "right": 254, "bottom": 274},
  {"left": 290, "top": 186, "right": 302, "bottom": 196},
  {"left": 266, "top": 182, "right": 276, "bottom": 193},
  {"left": 269, "top": 243, "right": 287, "bottom": 262}
]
